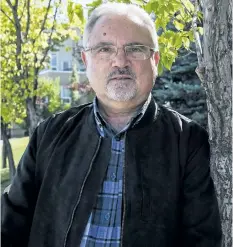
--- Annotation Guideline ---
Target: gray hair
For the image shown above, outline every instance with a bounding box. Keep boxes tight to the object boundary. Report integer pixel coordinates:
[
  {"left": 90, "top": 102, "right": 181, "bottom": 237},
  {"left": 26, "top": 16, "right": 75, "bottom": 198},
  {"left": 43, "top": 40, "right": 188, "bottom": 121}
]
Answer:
[{"left": 83, "top": 3, "right": 159, "bottom": 51}]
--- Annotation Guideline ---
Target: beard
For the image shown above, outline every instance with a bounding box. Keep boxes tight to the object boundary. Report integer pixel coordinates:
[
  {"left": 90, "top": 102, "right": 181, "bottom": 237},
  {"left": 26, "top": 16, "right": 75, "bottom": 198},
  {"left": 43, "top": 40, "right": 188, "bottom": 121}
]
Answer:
[{"left": 105, "top": 79, "right": 137, "bottom": 101}]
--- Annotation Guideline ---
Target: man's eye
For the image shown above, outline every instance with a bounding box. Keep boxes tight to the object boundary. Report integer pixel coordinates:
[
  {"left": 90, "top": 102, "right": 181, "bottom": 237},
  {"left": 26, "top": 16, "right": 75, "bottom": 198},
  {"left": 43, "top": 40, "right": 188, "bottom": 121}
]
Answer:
[
  {"left": 128, "top": 46, "right": 144, "bottom": 53},
  {"left": 132, "top": 47, "right": 142, "bottom": 52},
  {"left": 97, "top": 46, "right": 113, "bottom": 53}
]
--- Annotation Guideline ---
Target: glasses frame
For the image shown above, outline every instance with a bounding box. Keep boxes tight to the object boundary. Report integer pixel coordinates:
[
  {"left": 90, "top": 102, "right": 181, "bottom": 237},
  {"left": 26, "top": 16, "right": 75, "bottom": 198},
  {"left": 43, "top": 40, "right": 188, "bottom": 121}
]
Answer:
[{"left": 83, "top": 44, "right": 157, "bottom": 60}]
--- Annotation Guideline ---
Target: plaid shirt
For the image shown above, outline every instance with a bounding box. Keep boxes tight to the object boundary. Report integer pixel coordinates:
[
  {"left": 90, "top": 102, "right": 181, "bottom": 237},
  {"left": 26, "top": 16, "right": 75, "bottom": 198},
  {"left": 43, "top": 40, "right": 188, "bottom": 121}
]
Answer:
[{"left": 80, "top": 95, "right": 151, "bottom": 247}]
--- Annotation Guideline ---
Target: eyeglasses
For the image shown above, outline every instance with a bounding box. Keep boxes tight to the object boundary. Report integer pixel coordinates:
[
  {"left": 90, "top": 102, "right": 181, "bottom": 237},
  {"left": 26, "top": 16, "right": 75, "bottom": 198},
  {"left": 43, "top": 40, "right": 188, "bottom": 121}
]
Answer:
[{"left": 84, "top": 44, "right": 157, "bottom": 61}]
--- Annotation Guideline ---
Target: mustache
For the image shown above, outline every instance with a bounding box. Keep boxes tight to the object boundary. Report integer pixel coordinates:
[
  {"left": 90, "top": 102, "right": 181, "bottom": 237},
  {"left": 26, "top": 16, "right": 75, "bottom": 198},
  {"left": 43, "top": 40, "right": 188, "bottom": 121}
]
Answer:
[{"left": 107, "top": 67, "right": 136, "bottom": 81}]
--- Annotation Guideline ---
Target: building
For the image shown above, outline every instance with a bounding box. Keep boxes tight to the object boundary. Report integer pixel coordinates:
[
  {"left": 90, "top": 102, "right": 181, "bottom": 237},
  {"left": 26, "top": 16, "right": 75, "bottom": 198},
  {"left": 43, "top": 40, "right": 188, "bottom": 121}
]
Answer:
[{"left": 39, "top": 37, "right": 87, "bottom": 104}]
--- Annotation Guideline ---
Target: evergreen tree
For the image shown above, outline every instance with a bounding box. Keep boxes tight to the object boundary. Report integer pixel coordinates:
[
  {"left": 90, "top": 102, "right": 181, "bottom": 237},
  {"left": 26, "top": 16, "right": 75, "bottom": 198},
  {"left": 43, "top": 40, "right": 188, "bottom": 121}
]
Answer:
[{"left": 153, "top": 46, "right": 207, "bottom": 128}]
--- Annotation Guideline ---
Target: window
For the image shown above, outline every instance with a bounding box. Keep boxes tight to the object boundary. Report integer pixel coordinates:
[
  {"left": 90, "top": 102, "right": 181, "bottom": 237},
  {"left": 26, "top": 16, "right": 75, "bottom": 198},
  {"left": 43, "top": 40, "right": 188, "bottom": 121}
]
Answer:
[
  {"left": 63, "top": 61, "right": 72, "bottom": 71},
  {"left": 61, "top": 98, "right": 72, "bottom": 104},
  {"left": 51, "top": 53, "right": 57, "bottom": 70},
  {"left": 60, "top": 86, "right": 71, "bottom": 104}
]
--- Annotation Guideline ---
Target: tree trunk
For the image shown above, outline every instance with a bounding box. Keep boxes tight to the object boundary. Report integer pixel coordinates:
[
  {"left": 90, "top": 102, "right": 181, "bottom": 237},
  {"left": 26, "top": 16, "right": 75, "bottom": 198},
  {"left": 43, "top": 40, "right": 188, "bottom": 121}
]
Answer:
[
  {"left": 1, "top": 123, "right": 16, "bottom": 181},
  {"left": 26, "top": 98, "right": 43, "bottom": 136},
  {"left": 197, "top": 0, "right": 232, "bottom": 246},
  {"left": 2, "top": 141, "right": 7, "bottom": 169}
]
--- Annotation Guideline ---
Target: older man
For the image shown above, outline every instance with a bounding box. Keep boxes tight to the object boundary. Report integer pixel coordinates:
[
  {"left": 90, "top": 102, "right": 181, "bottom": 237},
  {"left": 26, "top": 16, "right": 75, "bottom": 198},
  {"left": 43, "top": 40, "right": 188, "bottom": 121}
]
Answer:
[{"left": 1, "top": 3, "right": 221, "bottom": 247}]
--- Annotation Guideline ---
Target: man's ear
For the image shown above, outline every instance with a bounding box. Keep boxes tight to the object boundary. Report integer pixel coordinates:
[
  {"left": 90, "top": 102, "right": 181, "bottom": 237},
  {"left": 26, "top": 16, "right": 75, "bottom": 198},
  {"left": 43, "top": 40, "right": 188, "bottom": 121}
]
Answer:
[
  {"left": 153, "top": 51, "right": 160, "bottom": 65},
  {"left": 81, "top": 51, "right": 88, "bottom": 67}
]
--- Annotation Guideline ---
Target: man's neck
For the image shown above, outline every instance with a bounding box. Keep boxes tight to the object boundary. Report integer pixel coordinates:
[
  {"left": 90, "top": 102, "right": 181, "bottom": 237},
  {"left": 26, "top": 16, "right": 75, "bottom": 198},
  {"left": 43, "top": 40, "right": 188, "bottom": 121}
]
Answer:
[{"left": 97, "top": 98, "right": 147, "bottom": 132}]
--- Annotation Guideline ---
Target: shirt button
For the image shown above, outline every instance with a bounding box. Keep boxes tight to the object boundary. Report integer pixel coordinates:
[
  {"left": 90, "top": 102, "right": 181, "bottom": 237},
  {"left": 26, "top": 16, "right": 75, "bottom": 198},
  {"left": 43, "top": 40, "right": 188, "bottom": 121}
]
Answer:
[
  {"left": 105, "top": 213, "right": 110, "bottom": 221},
  {"left": 111, "top": 173, "right": 116, "bottom": 181}
]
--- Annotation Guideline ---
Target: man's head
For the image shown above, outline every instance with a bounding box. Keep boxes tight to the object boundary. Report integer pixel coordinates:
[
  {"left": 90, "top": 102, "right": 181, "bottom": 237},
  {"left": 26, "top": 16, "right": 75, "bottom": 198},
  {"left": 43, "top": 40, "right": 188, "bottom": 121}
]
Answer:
[{"left": 81, "top": 3, "right": 160, "bottom": 109}]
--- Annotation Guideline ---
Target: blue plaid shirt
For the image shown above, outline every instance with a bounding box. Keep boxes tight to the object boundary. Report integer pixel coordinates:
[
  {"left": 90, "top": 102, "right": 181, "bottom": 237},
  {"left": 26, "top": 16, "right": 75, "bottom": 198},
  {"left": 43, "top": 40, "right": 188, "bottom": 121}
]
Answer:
[{"left": 80, "top": 95, "right": 151, "bottom": 247}]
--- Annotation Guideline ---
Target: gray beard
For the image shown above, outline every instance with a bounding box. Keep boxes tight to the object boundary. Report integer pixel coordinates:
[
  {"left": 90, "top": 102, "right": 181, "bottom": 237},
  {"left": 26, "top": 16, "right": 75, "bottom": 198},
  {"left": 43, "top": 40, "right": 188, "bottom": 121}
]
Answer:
[{"left": 106, "top": 79, "right": 137, "bottom": 101}]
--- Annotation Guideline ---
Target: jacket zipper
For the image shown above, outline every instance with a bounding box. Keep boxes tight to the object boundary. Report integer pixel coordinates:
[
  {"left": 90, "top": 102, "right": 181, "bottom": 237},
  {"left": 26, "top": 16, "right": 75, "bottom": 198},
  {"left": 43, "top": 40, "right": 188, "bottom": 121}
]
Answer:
[
  {"left": 63, "top": 136, "right": 102, "bottom": 247},
  {"left": 121, "top": 132, "right": 127, "bottom": 247}
]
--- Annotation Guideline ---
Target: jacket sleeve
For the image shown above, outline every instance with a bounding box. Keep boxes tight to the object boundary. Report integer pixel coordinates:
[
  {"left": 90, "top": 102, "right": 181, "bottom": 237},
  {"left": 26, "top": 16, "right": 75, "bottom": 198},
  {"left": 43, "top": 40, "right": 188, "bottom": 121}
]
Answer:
[
  {"left": 1, "top": 124, "right": 43, "bottom": 247},
  {"left": 181, "top": 124, "right": 222, "bottom": 247}
]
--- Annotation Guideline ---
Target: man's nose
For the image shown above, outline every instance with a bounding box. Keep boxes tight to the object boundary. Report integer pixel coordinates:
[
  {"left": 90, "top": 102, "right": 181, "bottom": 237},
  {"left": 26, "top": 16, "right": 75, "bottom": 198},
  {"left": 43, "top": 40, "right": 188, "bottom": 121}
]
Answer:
[{"left": 111, "top": 47, "right": 130, "bottom": 67}]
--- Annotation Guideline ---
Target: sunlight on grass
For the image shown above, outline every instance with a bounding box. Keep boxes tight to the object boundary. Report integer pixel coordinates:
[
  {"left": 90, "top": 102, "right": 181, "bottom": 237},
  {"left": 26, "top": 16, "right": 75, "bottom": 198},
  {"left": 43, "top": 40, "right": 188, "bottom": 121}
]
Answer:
[{"left": 0, "top": 137, "right": 29, "bottom": 185}]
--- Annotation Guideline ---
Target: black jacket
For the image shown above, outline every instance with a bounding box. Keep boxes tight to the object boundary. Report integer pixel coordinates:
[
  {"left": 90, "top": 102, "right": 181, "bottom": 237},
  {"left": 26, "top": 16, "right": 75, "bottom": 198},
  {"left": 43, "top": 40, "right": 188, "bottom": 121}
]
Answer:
[{"left": 1, "top": 99, "right": 222, "bottom": 247}]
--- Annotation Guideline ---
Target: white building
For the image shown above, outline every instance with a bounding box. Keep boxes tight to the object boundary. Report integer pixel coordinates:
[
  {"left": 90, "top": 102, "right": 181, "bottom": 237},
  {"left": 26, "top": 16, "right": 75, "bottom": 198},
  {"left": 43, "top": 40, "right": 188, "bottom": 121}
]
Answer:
[{"left": 39, "top": 37, "right": 87, "bottom": 104}]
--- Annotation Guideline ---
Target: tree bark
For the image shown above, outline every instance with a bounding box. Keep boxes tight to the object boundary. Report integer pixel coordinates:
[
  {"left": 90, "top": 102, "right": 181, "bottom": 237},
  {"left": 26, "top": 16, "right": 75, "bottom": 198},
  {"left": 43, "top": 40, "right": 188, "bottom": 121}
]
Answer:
[
  {"left": 2, "top": 140, "right": 7, "bottom": 169},
  {"left": 197, "top": 0, "right": 232, "bottom": 246},
  {"left": 26, "top": 98, "right": 43, "bottom": 136},
  {"left": 1, "top": 123, "right": 16, "bottom": 181}
]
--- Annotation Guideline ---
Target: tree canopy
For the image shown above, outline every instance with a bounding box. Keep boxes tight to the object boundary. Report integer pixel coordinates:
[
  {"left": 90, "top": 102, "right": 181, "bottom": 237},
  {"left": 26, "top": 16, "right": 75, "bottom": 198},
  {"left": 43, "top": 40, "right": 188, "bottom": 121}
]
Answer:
[{"left": 0, "top": 0, "right": 84, "bottom": 132}]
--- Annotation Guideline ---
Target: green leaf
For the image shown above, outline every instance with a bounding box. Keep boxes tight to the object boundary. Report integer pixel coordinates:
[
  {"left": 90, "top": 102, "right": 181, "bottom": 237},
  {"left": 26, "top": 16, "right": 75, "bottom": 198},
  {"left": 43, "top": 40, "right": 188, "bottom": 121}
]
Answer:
[
  {"left": 182, "top": 37, "right": 190, "bottom": 49},
  {"left": 188, "top": 30, "right": 194, "bottom": 41},
  {"left": 184, "top": 0, "right": 194, "bottom": 11},
  {"left": 158, "top": 61, "right": 164, "bottom": 75},
  {"left": 130, "top": 0, "right": 144, "bottom": 6},
  {"left": 197, "top": 11, "right": 203, "bottom": 21},
  {"left": 163, "top": 56, "right": 173, "bottom": 70},
  {"left": 198, "top": 27, "right": 204, "bottom": 35},
  {"left": 173, "top": 20, "right": 184, "bottom": 31},
  {"left": 173, "top": 35, "right": 183, "bottom": 49}
]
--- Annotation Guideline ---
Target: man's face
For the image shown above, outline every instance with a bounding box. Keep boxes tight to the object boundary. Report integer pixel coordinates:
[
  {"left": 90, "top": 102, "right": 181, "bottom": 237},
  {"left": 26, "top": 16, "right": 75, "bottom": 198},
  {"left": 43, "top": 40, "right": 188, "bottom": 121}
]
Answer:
[{"left": 82, "top": 15, "right": 160, "bottom": 106}]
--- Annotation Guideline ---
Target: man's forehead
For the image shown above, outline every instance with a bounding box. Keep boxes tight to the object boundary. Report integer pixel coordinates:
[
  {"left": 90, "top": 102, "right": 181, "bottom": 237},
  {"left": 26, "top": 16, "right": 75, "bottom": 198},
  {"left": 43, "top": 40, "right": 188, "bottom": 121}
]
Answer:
[
  {"left": 93, "top": 14, "right": 144, "bottom": 29},
  {"left": 87, "top": 14, "right": 153, "bottom": 46}
]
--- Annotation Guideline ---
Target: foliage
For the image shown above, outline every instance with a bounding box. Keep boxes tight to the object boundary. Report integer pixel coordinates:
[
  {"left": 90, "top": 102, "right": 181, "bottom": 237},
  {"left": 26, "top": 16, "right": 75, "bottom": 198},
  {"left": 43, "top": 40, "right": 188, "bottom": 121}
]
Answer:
[
  {"left": 0, "top": 0, "right": 84, "bottom": 128},
  {"left": 151, "top": 44, "right": 207, "bottom": 128},
  {"left": 37, "top": 77, "right": 61, "bottom": 112},
  {"left": 153, "top": 81, "right": 207, "bottom": 128},
  {"left": 69, "top": 63, "right": 81, "bottom": 103},
  {"left": 37, "top": 77, "right": 71, "bottom": 119}
]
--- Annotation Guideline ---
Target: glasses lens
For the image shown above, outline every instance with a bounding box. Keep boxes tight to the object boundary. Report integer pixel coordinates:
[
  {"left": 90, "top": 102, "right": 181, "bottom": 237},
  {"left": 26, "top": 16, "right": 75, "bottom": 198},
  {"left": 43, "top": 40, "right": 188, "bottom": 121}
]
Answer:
[
  {"left": 92, "top": 45, "right": 116, "bottom": 59},
  {"left": 125, "top": 45, "right": 151, "bottom": 60}
]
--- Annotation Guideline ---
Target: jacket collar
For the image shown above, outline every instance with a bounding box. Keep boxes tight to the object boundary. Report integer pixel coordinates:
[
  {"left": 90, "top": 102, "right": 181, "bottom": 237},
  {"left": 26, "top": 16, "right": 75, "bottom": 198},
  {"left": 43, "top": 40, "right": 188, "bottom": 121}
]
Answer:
[{"left": 87, "top": 95, "right": 160, "bottom": 132}]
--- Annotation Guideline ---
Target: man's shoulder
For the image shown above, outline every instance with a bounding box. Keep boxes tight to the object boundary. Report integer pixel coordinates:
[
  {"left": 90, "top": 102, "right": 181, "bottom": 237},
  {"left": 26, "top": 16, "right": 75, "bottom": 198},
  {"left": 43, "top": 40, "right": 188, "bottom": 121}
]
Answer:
[
  {"left": 50, "top": 102, "right": 93, "bottom": 122},
  {"left": 157, "top": 104, "right": 207, "bottom": 136},
  {"left": 37, "top": 102, "right": 93, "bottom": 134}
]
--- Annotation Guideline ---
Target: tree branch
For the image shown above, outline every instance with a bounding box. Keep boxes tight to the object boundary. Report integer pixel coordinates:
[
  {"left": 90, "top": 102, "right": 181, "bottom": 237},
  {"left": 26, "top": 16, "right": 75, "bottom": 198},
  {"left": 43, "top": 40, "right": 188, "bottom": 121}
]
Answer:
[
  {"left": 31, "top": 0, "right": 62, "bottom": 105},
  {"left": 33, "top": 55, "right": 39, "bottom": 92},
  {"left": 192, "top": 0, "right": 206, "bottom": 83},
  {"left": 0, "top": 8, "right": 14, "bottom": 24},
  {"left": 34, "top": 0, "right": 53, "bottom": 42},
  {"left": 25, "top": 0, "right": 31, "bottom": 39},
  {"left": 6, "top": 0, "right": 22, "bottom": 71},
  {"left": 15, "top": 0, "right": 19, "bottom": 8},
  {"left": 37, "top": 0, "right": 62, "bottom": 71},
  {"left": 177, "top": 50, "right": 197, "bottom": 59},
  {"left": 5, "top": 0, "right": 13, "bottom": 9},
  {"left": 192, "top": 0, "right": 203, "bottom": 64},
  {"left": 19, "top": 0, "right": 27, "bottom": 21}
]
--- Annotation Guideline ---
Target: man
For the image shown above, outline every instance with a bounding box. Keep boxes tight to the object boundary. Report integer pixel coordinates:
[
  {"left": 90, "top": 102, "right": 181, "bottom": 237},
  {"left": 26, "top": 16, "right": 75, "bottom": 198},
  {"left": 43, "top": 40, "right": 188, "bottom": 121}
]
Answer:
[{"left": 1, "top": 3, "right": 222, "bottom": 247}]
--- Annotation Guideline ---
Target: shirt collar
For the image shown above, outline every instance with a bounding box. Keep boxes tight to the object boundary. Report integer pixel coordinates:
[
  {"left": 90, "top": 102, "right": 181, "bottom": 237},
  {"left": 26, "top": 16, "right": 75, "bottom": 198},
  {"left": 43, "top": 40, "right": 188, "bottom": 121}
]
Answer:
[{"left": 93, "top": 94, "right": 152, "bottom": 137}]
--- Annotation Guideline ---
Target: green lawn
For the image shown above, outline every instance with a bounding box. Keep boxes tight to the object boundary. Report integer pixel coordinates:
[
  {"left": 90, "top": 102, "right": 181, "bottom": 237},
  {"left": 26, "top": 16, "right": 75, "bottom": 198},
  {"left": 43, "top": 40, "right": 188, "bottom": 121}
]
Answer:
[{"left": 0, "top": 137, "right": 29, "bottom": 186}]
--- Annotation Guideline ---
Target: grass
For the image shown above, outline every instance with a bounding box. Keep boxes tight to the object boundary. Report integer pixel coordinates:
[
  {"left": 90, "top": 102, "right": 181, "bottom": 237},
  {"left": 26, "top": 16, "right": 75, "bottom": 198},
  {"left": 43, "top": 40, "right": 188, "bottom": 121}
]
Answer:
[{"left": 0, "top": 137, "right": 29, "bottom": 185}]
